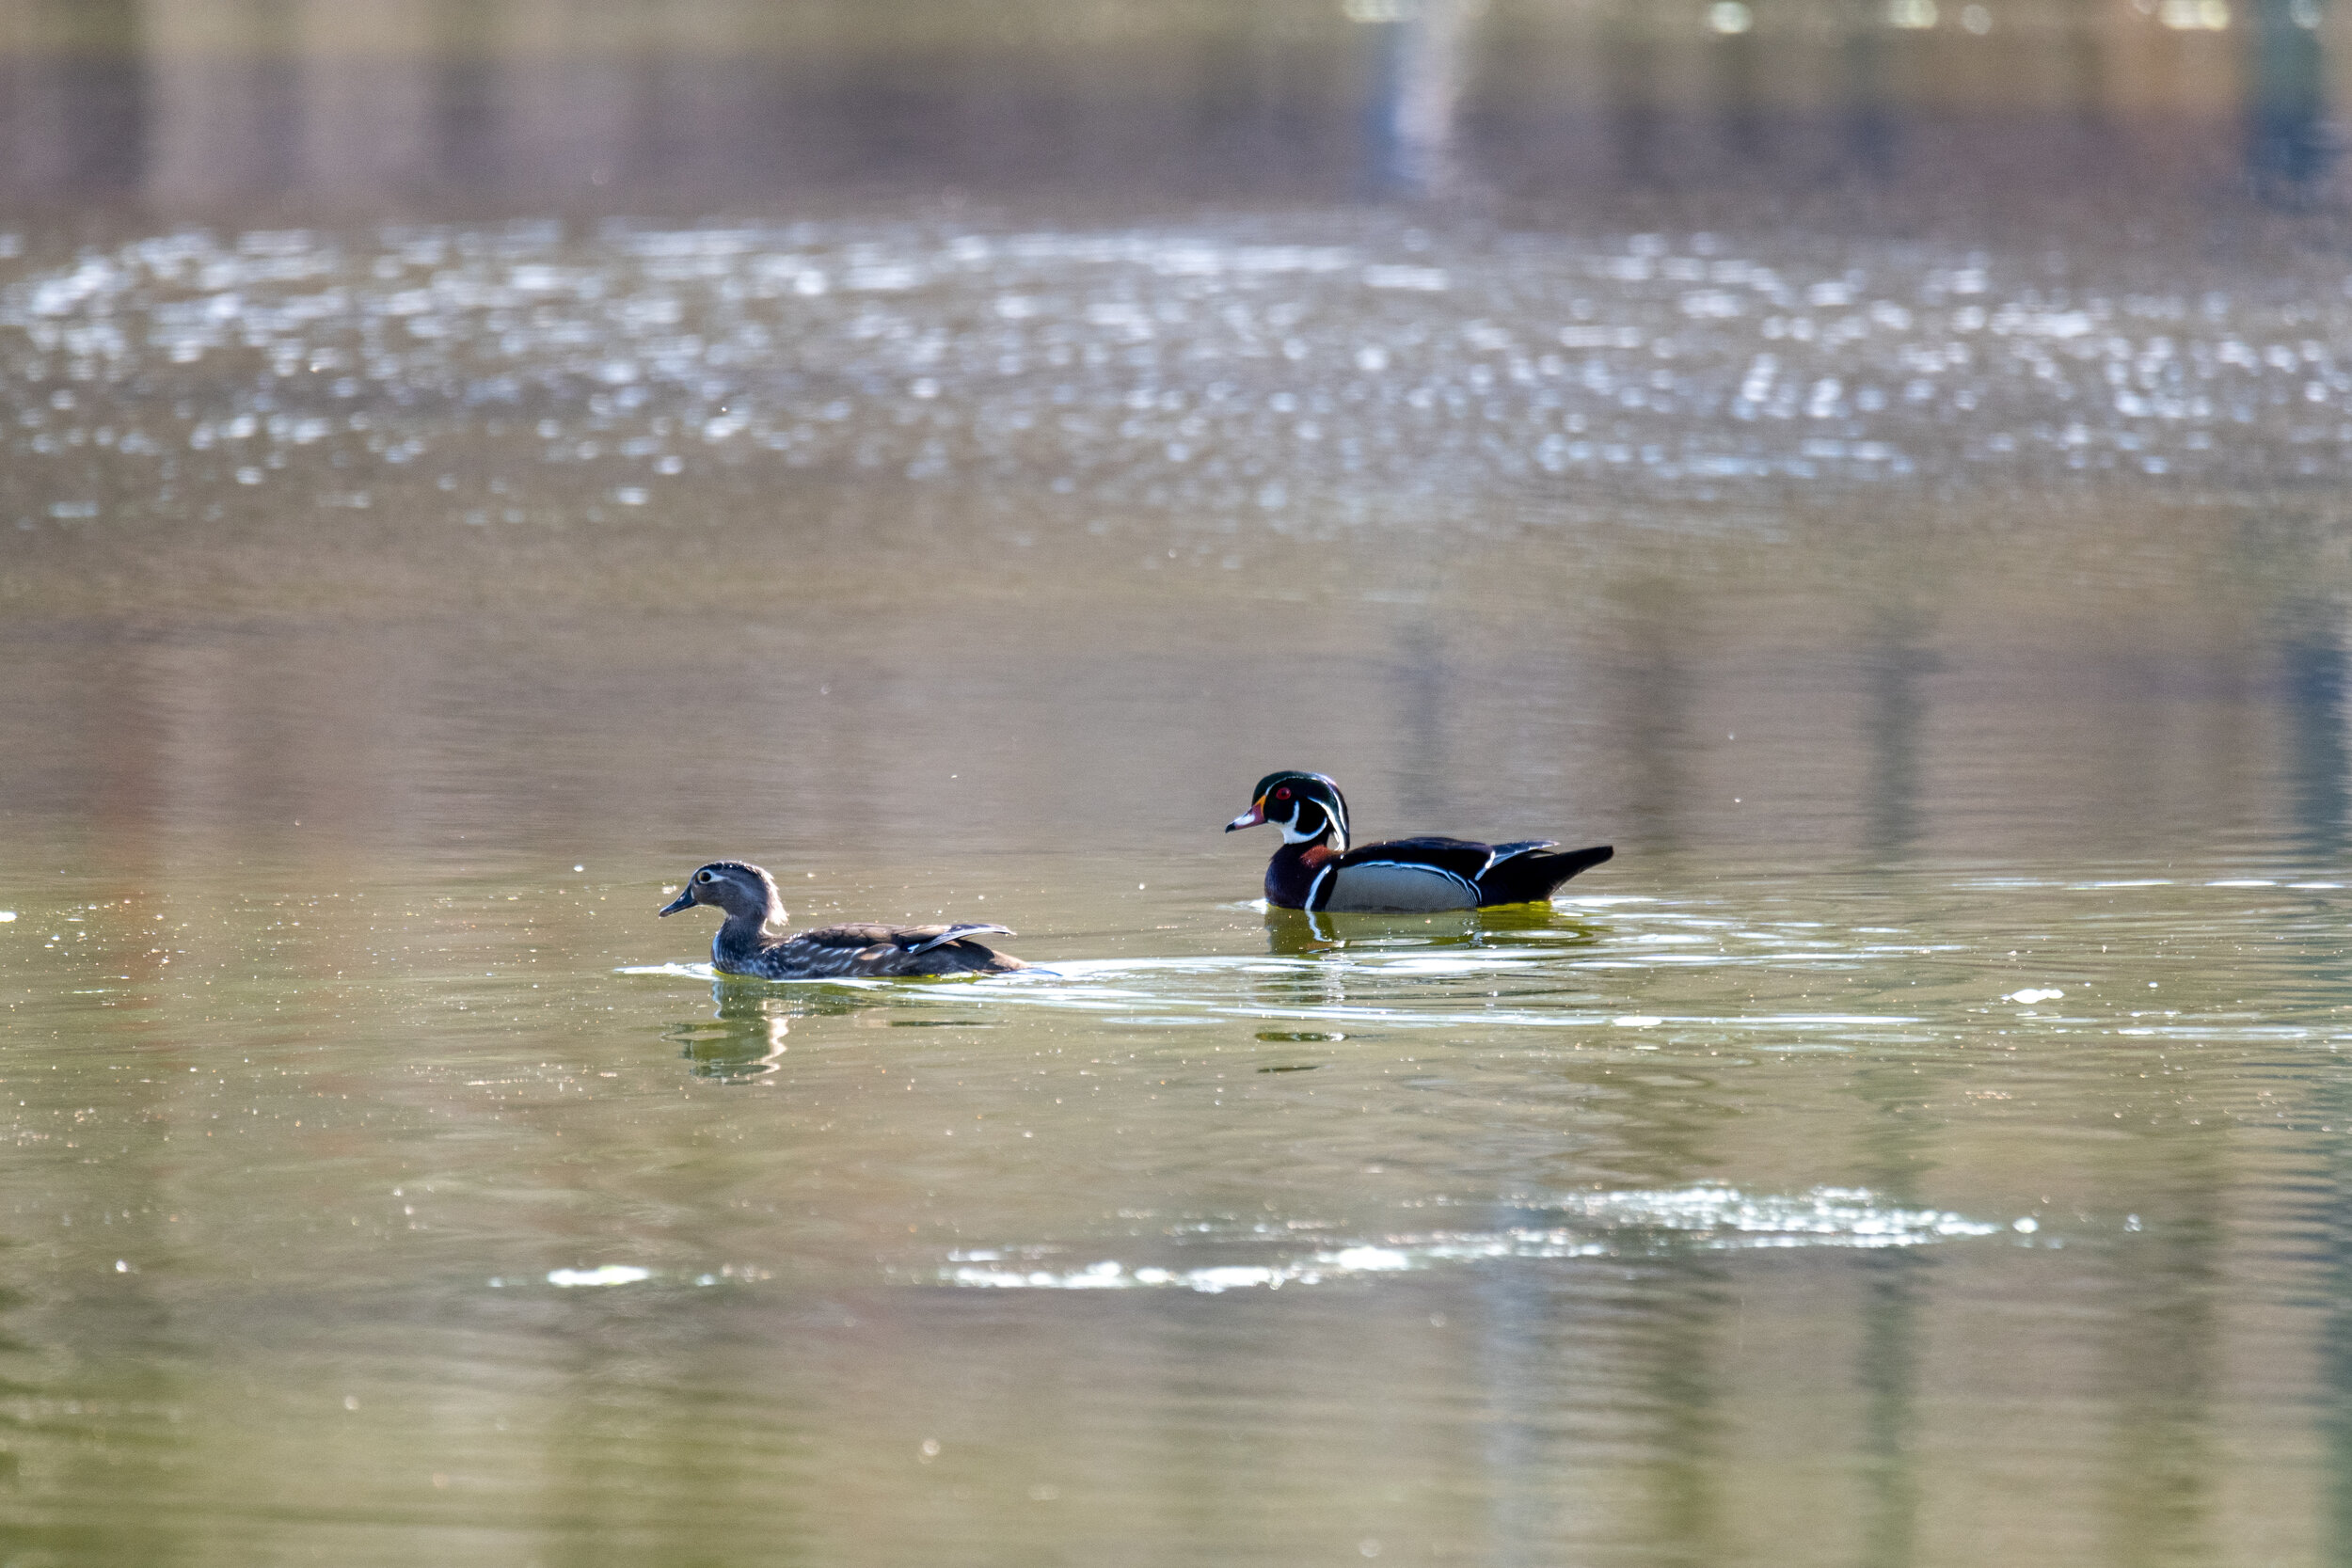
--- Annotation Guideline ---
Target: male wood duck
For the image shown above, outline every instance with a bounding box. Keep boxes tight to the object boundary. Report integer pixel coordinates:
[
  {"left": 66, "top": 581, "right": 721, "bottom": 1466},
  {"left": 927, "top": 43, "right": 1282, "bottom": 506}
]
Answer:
[
  {"left": 659, "top": 860, "right": 1024, "bottom": 977},
  {"left": 1225, "top": 771, "right": 1613, "bottom": 911}
]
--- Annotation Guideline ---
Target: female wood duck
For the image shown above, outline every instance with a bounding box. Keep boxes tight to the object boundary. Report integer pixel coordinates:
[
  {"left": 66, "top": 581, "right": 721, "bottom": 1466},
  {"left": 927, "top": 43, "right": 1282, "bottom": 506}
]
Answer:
[
  {"left": 1224, "top": 771, "right": 1613, "bottom": 911},
  {"left": 659, "top": 860, "right": 1024, "bottom": 977}
]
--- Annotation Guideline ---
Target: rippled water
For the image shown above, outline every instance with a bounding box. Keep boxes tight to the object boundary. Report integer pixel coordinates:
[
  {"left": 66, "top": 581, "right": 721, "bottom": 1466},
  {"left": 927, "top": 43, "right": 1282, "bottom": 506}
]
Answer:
[
  {"left": 10, "top": 213, "right": 2352, "bottom": 565},
  {"left": 10, "top": 829, "right": 2352, "bottom": 1564},
  {"left": 10, "top": 29, "right": 2352, "bottom": 1555}
]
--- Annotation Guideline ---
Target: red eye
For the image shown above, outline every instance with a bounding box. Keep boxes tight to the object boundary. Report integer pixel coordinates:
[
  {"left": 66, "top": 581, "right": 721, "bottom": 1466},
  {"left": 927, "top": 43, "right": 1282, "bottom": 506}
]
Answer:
[{"left": 1275, "top": 787, "right": 1291, "bottom": 800}]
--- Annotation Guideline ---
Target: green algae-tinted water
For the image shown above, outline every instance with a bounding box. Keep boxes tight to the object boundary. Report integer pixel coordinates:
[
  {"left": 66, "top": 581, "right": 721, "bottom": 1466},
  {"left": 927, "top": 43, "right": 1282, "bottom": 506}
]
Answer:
[
  {"left": 9, "top": 5, "right": 2352, "bottom": 1560},
  {"left": 8, "top": 562, "right": 2352, "bottom": 1566}
]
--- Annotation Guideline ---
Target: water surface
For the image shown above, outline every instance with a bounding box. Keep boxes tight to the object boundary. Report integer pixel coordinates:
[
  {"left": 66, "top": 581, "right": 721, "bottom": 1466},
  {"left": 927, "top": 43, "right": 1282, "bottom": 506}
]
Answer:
[{"left": 9, "top": 7, "right": 2352, "bottom": 1564}]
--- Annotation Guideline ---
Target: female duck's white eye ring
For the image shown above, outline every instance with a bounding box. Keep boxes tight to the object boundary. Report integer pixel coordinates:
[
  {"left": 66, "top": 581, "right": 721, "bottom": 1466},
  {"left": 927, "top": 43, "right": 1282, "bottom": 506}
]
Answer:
[{"left": 696, "top": 870, "right": 716, "bottom": 884}]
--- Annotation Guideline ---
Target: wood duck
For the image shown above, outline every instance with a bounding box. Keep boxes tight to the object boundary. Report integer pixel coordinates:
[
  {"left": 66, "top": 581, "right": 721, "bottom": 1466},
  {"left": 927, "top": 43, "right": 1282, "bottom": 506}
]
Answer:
[
  {"left": 659, "top": 860, "right": 1024, "bottom": 977},
  {"left": 1225, "top": 771, "right": 1613, "bottom": 911}
]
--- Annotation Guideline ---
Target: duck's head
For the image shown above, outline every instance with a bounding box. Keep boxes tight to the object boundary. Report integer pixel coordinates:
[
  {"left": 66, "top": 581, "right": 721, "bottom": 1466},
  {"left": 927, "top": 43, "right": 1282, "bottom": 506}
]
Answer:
[
  {"left": 659, "top": 861, "right": 785, "bottom": 928},
  {"left": 1225, "top": 771, "right": 1349, "bottom": 849}
]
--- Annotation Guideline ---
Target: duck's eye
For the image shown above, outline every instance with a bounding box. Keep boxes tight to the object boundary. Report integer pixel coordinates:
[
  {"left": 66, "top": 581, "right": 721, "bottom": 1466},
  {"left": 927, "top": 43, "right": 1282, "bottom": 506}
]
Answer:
[
  {"left": 696, "top": 870, "right": 715, "bottom": 884},
  {"left": 1275, "top": 786, "right": 1292, "bottom": 800}
]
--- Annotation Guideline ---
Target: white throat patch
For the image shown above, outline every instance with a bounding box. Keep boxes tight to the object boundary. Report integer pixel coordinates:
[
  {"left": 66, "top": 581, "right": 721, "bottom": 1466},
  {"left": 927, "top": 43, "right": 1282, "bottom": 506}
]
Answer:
[{"left": 1273, "top": 800, "right": 1343, "bottom": 847}]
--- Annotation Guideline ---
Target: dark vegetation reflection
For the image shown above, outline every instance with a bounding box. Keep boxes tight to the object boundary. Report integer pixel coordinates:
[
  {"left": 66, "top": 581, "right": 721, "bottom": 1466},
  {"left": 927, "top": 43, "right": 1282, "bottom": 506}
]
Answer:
[
  {"left": 1851, "top": 1057, "right": 1934, "bottom": 1568},
  {"left": 2249, "top": 0, "right": 2335, "bottom": 205},
  {"left": 0, "top": 0, "right": 2338, "bottom": 214},
  {"left": 1863, "top": 609, "right": 1940, "bottom": 869},
  {"left": 2280, "top": 593, "right": 2352, "bottom": 1568}
]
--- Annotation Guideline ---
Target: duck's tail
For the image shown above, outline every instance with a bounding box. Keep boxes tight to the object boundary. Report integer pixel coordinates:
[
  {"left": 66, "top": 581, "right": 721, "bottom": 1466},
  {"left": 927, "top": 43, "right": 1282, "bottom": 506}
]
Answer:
[{"left": 1477, "top": 844, "right": 1613, "bottom": 906}]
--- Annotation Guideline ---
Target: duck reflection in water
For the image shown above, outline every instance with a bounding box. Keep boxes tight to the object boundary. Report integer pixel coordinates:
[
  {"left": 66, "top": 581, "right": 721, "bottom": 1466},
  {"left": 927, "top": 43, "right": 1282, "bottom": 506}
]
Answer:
[
  {"left": 1251, "top": 903, "right": 1605, "bottom": 1031},
  {"left": 661, "top": 979, "right": 875, "bottom": 1083},
  {"left": 1260, "top": 901, "right": 1603, "bottom": 957}
]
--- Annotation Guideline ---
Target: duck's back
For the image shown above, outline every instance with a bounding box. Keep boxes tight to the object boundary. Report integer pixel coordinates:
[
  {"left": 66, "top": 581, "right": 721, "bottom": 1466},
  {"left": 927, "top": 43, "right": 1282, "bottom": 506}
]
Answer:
[{"left": 726, "top": 922, "right": 1024, "bottom": 978}]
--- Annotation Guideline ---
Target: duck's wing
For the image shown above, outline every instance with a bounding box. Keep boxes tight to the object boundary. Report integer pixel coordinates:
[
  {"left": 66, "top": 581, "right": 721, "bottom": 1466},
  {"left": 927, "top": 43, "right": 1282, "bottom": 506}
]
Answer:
[
  {"left": 1481, "top": 839, "right": 1559, "bottom": 873},
  {"left": 1311, "top": 837, "right": 1610, "bottom": 911},
  {"left": 898, "top": 923, "right": 1016, "bottom": 956},
  {"left": 788, "top": 922, "right": 1019, "bottom": 974},
  {"left": 795, "top": 924, "right": 903, "bottom": 949},
  {"left": 1350, "top": 837, "right": 1497, "bottom": 876},
  {"left": 765, "top": 924, "right": 914, "bottom": 975}
]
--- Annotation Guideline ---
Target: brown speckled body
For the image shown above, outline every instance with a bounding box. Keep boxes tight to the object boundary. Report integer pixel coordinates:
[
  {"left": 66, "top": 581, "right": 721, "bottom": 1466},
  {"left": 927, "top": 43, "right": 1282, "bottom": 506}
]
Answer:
[
  {"left": 661, "top": 860, "right": 1024, "bottom": 978},
  {"left": 713, "top": 919, "right": 1025, "bottom": 978}
]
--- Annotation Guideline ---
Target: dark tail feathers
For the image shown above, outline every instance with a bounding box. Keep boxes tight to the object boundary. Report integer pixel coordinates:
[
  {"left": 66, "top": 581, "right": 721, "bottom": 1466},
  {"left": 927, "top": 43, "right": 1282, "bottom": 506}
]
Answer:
[{"left": 1477, "top": 844, "right": 1613, "bottom": 906}]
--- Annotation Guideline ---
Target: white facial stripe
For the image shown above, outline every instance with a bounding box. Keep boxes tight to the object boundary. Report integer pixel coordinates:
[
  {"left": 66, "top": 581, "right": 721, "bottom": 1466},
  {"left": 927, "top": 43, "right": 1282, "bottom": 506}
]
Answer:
[
  {"left": 1263, "top": 784, "right": 1346, "bottom": 847},
  {"left": 1277, "top": 799, "right": 1336, "bottom": 845}
]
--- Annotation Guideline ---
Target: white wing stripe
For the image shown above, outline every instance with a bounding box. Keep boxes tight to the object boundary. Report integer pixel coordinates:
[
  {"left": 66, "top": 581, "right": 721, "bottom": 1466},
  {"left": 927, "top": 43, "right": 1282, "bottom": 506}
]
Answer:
[
  {"left": 908, "top": 924, "right": 1013, "bottom": 955},
  {"left": 1477, "top": 842, "right": 1555, "bottom": 878}
]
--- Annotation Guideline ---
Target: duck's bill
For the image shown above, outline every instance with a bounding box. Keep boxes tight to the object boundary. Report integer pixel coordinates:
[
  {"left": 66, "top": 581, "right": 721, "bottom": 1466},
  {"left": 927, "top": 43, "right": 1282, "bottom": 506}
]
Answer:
[
  {"left": 1224, "top": 800, "right": 1267, "bottom": 832},
  {"left": 657, "top": 891, "right": 695, "bottom": 916}
]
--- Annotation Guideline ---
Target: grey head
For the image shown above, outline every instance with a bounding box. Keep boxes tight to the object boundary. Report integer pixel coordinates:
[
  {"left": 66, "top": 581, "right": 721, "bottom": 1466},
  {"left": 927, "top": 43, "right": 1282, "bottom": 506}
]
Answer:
[{"left": 658, "top": 861, "right": 785, "bottom": 930}]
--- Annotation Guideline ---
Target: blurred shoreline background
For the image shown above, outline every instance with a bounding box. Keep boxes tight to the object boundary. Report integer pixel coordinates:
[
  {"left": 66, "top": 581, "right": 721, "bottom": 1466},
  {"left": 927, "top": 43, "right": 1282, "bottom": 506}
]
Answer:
[{"left": 0, "top": 0, "right": 2338, "bottom": 229}]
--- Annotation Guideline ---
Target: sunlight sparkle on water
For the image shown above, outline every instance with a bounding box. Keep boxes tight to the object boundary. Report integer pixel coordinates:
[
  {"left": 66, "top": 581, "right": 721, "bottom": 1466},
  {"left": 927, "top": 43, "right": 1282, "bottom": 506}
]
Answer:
[
  {"left": 546, "top": 1265, "right": 653, "bottom": 1288},
  {"left": 941, "top": 1186, "right": 2000, "bottom": 1291},
  {"left": 14, "top": 217, "right": 2352, "bottom": 552}
]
